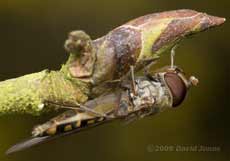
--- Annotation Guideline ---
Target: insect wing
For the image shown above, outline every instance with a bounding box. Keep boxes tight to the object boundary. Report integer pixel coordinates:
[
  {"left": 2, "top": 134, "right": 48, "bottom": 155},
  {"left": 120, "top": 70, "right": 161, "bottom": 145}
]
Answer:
[
  {"left": 6, "top": 93, "right": 121, "bottom": 154},
  {"left": 6, "top": 119, "right": 111, "bottom": 155}
]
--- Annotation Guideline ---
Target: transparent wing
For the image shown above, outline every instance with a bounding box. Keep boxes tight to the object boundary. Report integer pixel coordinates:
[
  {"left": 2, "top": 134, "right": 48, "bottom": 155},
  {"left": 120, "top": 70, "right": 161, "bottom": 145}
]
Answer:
[
  {"left": 6, "top": 119, "right": 110, "bottom": 155},
  {"left": 6, "top": 136, "right": 49, "bottom": 155},
  {"left": 6, "top": 93, "right": 121, "bottom": 155}
]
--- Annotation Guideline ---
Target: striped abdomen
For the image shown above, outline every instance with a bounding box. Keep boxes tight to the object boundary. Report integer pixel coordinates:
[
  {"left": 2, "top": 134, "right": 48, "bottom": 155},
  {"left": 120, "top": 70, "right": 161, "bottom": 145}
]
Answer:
[{"left": 32, "top": 111, "right": 105, "bottom": 137}]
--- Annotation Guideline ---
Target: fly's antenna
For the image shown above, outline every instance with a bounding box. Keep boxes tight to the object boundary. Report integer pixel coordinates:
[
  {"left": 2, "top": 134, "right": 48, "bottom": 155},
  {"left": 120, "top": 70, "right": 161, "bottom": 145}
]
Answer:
[
  {"left": 189, "top": 76, "right": 199, "bottom": 87},
  {"left": 130, "top": 65, "right": 137, "bottom": 96},
  {"left": 183, "top": 75, "right": 199, "bottom": 88}
]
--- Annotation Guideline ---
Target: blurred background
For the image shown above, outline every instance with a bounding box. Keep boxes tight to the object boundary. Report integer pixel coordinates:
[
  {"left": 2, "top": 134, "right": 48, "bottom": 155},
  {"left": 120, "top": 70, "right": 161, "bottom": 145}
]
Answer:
[{"left": 0, "top": 0, "right": 229, "bottom": 161}]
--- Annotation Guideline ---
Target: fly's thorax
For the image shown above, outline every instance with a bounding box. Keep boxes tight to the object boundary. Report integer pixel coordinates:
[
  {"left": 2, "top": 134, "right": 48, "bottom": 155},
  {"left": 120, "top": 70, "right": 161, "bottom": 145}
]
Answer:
[{"left": 129, "top": 76, "right": 172, "bottom": 113}]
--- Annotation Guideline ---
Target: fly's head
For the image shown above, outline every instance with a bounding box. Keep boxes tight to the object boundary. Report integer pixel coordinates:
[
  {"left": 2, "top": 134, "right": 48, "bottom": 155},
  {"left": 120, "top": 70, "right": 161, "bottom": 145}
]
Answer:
[{"left": 160, "top": 66, "right": 198, "bottom": 107}]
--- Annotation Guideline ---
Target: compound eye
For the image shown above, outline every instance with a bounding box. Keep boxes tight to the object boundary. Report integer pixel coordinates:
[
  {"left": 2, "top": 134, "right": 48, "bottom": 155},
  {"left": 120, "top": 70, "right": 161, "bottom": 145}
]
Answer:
[{"left": 164, "top": 72, "right": 187, "bottom": 107}]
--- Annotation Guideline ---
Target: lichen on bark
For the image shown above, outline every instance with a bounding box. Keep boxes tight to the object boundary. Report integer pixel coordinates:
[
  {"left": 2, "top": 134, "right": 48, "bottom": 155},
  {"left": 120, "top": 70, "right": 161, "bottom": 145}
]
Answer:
[{"left": 0, "top": 70, "right": 90, "bottom": 115}]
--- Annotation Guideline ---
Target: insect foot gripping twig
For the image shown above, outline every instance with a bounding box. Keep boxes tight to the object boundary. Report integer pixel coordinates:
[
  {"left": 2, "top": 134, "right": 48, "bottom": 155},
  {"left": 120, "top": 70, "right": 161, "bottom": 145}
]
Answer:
[
  {"left": 130, "top": 65, "right": 137, "bottom": 96},
  {"left": 170, "top": 45, "right": 178, "bottom": 69}
]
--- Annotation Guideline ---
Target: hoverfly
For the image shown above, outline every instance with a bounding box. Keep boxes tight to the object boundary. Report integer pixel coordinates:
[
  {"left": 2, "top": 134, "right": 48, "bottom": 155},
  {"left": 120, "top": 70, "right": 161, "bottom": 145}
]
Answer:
[
  {"left": 3, "top": 9, "right": 225, "bottom": 155},
  {"left": 6, "top": 65, "right": 198, "bottom": 155}
]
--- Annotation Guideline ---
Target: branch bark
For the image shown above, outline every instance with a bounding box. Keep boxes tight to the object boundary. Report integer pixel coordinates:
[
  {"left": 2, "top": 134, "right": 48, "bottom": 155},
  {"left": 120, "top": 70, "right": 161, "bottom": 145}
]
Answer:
[
  {"left": 0, "top": 69, "right": 90, "bottom": 115},
  {"left": 0, "top": 9, "right": 225, "bottom": 115}
]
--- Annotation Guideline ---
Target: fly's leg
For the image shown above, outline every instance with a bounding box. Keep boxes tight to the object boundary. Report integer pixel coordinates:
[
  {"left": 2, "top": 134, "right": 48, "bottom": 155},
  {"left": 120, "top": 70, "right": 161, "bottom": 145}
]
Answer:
[
  {"left": 115, "top": 91, "right": 133, "bottom": 117},
  {"left": 170, "top": 45, "right": 178, "bottom": 69},
  {"left": 138, "top": 108, "right": 155, "bottom": 118},
  {"left": 114, "top": 66, "right": 138, "bottom": 117},
  {"left": 143, "top": 57, "right": 159, "bottom": 79},
  {"left": 45, "top": 100, "right": 81, "bottom": 110},
  {"left": 123, "top": 113, "right": 138, "bottom": 125},
  {"left": 76, "top": 103, "right": 108, "bottom": 117},
  {"left": 130, "top": 65, "right": 137, "bottom": 96}
]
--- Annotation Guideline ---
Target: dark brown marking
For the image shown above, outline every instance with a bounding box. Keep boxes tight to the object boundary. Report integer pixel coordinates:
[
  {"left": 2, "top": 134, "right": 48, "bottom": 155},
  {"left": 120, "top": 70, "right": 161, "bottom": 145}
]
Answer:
[
  {"left": 152, "top": 18, "right": 198, "bottom": 52},
  {"left": 107, "top": 27, "right": 142, "bottom": 78},
  {"left": 126, "top": 9, "right": 199, "bottom": 27},
  {"left": 152, "top": 11, "right": 225, "bottom": 52},
  {"left": 80, "top": 120, "right": 88, "bottom": 127}
]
